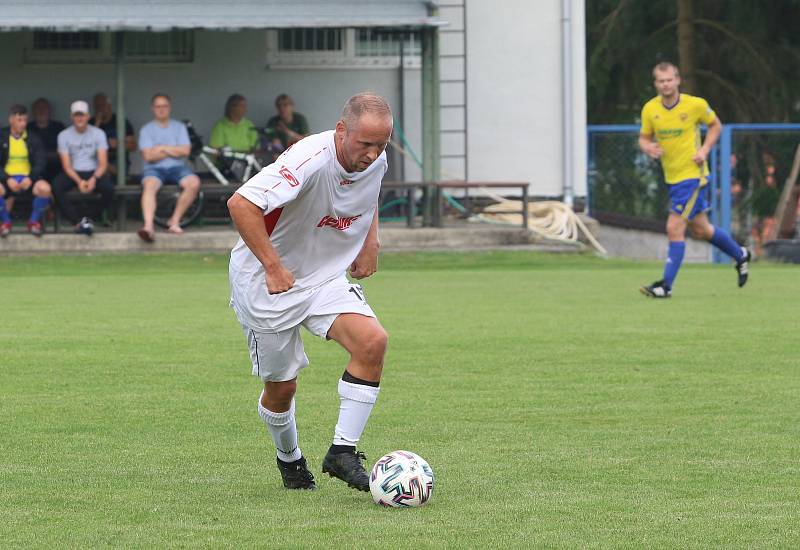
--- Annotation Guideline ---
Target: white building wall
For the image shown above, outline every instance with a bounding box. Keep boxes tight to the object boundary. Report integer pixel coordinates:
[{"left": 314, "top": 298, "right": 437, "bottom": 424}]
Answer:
[{"left": 464, "top": 0, "right": 586, "bottom": 198}]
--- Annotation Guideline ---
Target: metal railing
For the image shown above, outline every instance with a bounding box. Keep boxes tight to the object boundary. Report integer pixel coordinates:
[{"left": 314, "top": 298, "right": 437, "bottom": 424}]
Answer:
[
  {"left": 379, "top": 181, "right": 530, "bottom": 228},
  {"left": 588, "top": 123, "right": 800, "bottom": 262}
]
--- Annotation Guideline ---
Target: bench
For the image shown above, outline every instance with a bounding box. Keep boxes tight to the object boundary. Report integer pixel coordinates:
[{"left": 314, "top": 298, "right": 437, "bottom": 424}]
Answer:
[
  {"left": 54, "top": 179, "right": 530, "bottom": 231},
  {"left": 112, "top": 181, "right": 238, "bottom": 230}
]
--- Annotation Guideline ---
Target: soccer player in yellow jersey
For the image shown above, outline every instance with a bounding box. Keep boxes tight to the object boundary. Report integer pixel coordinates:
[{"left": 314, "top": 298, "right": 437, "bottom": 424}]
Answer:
[
  {"left": 638, "top": 62, "right": 750, "bottom": 298},
  {"left": 0, "top": 104, "right": 53, "bottom": 237}
]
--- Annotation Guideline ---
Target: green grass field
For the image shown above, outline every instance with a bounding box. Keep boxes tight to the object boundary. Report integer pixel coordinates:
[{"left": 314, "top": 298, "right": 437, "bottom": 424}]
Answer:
[{"left": 1, "top": 251, "right": 799, "bottom": 548}]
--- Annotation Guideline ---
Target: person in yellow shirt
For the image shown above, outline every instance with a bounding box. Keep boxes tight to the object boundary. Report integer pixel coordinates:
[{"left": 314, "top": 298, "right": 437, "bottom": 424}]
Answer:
[
  {"left": 638, "top": 62, "right": 750, "bottom": 298},
  {"left": 209, "top": 94, "right": 259, "bottom": 154},
  {"left": 0, "top": 104, "right": 53, "bottom": 237}
]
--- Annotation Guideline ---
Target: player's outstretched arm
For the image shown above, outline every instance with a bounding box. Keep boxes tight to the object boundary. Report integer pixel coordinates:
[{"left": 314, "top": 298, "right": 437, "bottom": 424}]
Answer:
[
  {"left": 228, "top": 193, "right": 295, "bottom": 294},
  {"left": 349, "top": 206, "right": 380, "bottom": 280}
]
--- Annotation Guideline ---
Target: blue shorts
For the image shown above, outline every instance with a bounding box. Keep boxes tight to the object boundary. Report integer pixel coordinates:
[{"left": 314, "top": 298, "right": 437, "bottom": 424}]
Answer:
[
  {"left": 668, "top": 178, "right": 710, "bottom": 221},
  {"left": 141, "top": 164, "right": 195, "bottom": 185},
  {"left": 1, "top": 174, "right": 33, "bottom": 196}
]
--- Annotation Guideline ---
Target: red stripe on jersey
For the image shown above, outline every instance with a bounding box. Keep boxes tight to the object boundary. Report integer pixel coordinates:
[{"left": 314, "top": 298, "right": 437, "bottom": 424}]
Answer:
[
  {"left": 264, "top": 207, "right": 283, "bottom": 236},
  {"left": 295, "top": 147, "right": 327, "bottom": 171}
]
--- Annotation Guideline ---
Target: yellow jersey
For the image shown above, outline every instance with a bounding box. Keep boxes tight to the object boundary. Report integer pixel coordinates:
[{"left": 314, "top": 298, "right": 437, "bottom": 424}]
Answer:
[
  {"left": 640, "top": 93, "right": 716, "bottom": 184},
  {"left": 6, "top": 132, "right": 31, "bottom": 176}
]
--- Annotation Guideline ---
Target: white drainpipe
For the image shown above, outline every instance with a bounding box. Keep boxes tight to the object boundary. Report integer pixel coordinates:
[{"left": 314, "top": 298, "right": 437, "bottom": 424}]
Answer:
[{"left": 561, "top": 0, "right": 574, "bottom": 207}]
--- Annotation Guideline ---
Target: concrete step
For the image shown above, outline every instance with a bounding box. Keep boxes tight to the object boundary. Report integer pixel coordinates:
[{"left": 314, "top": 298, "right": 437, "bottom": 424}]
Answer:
[{"left": 0, "top": 223, "right": 584, "bottom": 256}]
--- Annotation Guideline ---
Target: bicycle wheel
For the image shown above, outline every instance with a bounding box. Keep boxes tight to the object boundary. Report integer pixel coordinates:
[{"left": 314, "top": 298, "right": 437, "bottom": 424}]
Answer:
[{"left": 154, "top": 188, "right": 205, "bottom": 228}]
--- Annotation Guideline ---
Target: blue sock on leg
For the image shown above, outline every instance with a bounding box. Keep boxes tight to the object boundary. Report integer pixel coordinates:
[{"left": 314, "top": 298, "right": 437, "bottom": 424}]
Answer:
[
  {"left": 0, "top": 196, "right": 9, "bottom": 223},
  {"left": 709, "top": 226, "right": 744, "bottom": 262},
  {"left": 662, "top": 241, "right": 685, "bottom": 290},
  {"left": 30, "top": 197, "right": 51, "bottom": 223}
]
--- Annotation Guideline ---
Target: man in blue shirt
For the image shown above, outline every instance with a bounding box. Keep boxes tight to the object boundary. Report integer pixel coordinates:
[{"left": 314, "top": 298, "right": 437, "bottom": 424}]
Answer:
[{"left": 137, "top": 93, "right": 200, "bottom": 242}]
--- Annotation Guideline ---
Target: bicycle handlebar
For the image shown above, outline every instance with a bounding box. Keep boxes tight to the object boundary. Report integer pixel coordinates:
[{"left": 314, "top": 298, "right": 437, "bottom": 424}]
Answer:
[{"left": 202, "top": 146, "right": 255, "bottom": 161}]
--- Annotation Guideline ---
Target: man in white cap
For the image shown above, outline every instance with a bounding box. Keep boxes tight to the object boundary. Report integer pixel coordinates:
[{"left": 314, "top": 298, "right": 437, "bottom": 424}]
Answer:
[{"left": 52, "top": 100, "right": 114, "bottom": 235}]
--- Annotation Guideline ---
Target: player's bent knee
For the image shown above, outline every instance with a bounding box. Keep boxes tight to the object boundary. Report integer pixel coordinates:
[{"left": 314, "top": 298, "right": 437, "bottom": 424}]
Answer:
[
  {"left": 356, "top": 327, "right": 388, "bottom": 365},
  {"left": 693, "top": 225, "right": 713, "bottom": 240},
  {"left": 666, "top": 220, "right": 686, "bottom": 240},
  {"left": 34, "top": 181, "right": 52, "bottom": 197},
  {"left": 265, "top": 379, "right": 297, "bottom": 404}
]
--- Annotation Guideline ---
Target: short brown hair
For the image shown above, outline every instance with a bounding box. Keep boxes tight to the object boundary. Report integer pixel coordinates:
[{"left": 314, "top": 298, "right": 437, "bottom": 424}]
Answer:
[
  {"left": 9, "top": 104, "right": 27, "bottom": 116},
  {"left": 151, "top": 93, "right": 171, "bottom": 105},
  {"left": 652, "top": 62, "right": 680, "bottom": 78},
  {"left": 275, "top": 94, "right": 293, "bottom": 108}
]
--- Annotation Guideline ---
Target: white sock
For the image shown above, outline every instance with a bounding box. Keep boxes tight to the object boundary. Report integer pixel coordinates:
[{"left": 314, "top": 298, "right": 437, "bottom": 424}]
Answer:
[
  {"left": 333, "top": 379, "right": 380, "bottom": 447},
  {"left": 258, "top": 393, "right": 301, "bottom": 463}
]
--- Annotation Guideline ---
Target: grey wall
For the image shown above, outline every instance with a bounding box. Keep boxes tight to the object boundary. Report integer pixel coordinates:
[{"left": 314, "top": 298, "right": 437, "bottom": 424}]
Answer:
[{"left": 0, "top": 30, "right": 422, "bottom": 178}]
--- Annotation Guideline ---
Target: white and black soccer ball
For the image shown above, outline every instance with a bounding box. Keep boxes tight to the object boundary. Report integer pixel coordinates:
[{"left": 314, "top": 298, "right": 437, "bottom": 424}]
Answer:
[{"left": 369, "top": 450, "right": 434, "bottom": 508}]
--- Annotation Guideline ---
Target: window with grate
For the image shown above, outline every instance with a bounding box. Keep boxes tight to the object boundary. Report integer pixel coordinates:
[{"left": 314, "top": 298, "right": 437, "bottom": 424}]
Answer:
[
  {"left": 355, "top": 29, "right": 421, "bottom": 57},
  {"left": 278, "top": 28, "right": 344, "bottom": 52},
  {"left": 124, "top": 31, "right": 194, "bottom": 62},
  {"left": 266, "top": 28, "right": 421, "bottom": 68},
  {"left": 32, "top": 31, "right": 100, "bottom": 51},
  {"left": 24, "top": 31, "right": 194, "bottom": 64},
  {"left": 25, "top": 31, "right": 111, "bottom": 63}
]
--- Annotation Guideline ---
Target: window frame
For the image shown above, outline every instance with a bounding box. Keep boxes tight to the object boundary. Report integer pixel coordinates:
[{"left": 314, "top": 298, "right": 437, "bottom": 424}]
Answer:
[
  {"left": 22, "top": 30, "right": 195, "bottom": 65},
  {"left": 266, "top": 28, "right": 421, "bottom": 70}
]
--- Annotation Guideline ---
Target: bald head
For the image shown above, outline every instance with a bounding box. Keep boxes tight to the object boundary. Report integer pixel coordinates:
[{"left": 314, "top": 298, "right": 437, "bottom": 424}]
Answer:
[
  {"left": 334, "top": 93, "right": 393, "bottom": 173},
  {"left": 340, "top": 93, "right": 392, "bottom": 131}
]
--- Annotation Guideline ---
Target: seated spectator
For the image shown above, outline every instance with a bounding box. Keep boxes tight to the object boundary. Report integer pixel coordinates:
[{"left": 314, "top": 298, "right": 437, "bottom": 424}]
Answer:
[
  {"left": 0, "top": 104, "right": 52, "bottom": 238},
  {"left": 209, "top": 94, "right": 258, "bottom": 153},
  {"left": 27, "top": 97, "right": 65, "bottom": 182},
  {"left": 137, "top": 93, "right": 200, "bottom": 241},
  {"left": 52, "top": 100, "right": 114, "bottom": 236},
  {"left": 90, "top": 92, "right": 135, "bottom": 177},
  {"left": 265, "top": 94, "right": 309, "bottom": 150}
]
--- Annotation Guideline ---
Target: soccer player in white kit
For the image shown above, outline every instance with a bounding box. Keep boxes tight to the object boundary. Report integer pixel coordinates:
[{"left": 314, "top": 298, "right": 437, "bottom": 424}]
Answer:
[{"left": 227, "top": 93, "right": 393, "bottom": 491}]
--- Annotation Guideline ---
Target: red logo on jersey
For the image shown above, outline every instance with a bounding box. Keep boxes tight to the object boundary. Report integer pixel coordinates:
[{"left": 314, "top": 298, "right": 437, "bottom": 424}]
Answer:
[
  {"left": 339, "top": 179, "right": 353, "bottom": 186},
  {"left": 317, "top": 215, "right": 361, "bottom": 231},
  {"left": 279, "top": 166, "right": 301, "bottom": 187}
]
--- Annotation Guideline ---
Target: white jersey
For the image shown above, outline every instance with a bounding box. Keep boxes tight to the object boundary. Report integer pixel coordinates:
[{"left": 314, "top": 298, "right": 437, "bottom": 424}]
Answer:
[{"left": 229, "top": 130, "right": 387, "bottom": 331}]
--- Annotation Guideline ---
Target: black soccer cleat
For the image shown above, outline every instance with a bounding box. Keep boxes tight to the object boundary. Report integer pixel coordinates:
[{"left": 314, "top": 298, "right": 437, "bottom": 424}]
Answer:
[
  {"left": 735, "top": 247, "right": 751, "bottom": 288},
  {"left": 640, "top": 279, "right": 671, "bottom": 299},
  {"left": 276, "top": 456, "right": 317, "bottom": 490},
  {"left": 321, "top": 448, "right": 370, "bottom": 492}
]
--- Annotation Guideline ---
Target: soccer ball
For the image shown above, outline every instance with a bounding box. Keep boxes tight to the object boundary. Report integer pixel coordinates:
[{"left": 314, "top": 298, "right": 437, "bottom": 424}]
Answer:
[{"left": 369, "top": 450, "right": 434, "bottom": 508}]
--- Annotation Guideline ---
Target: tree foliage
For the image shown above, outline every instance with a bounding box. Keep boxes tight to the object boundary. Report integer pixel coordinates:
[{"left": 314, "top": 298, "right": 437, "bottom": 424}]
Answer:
[{"left": 587, "top": 0, "right": 800, "bottom": 124}]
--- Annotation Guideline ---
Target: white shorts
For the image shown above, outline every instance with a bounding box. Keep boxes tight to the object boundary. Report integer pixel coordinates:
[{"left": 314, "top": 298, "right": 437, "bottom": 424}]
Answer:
[{"left": 242, "top": 278, "right": 375, "bottom": 382}]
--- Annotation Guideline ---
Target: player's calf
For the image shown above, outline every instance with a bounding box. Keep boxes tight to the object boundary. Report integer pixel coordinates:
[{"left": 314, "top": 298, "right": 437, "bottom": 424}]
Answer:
[{"left": 322, "top": 370, "right": 381, "bottom": 492}]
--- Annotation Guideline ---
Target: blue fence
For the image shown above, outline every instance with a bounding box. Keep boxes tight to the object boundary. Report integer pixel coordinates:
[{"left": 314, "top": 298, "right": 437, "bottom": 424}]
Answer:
[{"left": 588, "top": 123, "right": 800, "bottom": 263}]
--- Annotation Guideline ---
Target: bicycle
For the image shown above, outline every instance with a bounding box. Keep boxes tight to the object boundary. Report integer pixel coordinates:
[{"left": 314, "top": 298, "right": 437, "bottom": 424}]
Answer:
[{"left": 153, "top": 121, "right": 276, "bottom": 228}]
